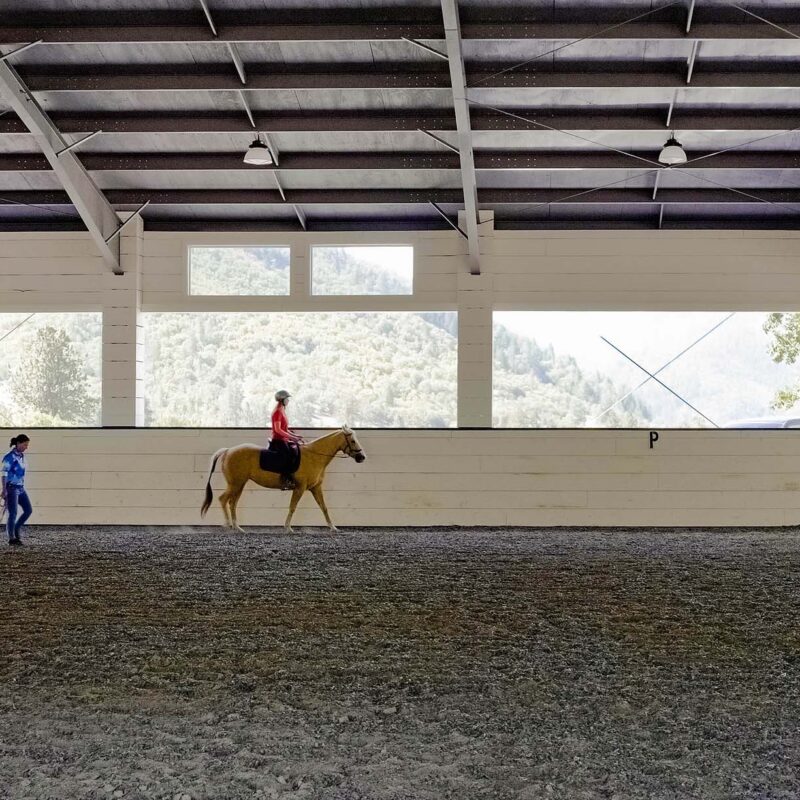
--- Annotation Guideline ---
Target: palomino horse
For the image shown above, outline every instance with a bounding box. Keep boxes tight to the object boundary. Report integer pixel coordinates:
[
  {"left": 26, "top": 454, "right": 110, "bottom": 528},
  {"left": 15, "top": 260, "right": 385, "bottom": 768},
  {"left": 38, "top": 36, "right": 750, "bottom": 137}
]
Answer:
[{"left": 201, "top": 426, "right": 366, "bottom": 532}]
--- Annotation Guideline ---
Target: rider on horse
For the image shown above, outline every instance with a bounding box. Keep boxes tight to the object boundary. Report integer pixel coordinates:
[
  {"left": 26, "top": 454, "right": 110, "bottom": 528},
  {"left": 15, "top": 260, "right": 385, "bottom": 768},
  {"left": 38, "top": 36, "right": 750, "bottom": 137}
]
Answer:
[{"left": 269, "top": 389, "right": 303, "bottom": 490}]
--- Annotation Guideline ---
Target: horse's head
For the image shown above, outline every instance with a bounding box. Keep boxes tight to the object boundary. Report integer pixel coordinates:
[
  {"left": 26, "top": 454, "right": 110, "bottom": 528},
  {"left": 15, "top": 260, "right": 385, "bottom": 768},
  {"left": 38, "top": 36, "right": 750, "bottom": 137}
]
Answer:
[{"left": 340, "top": 426, "right": 366, "bottom": 463}]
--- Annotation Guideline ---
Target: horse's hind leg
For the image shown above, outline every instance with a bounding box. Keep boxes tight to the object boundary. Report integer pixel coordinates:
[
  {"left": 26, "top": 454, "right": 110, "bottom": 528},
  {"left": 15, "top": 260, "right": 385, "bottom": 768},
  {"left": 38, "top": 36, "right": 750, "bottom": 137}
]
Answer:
[
  {"left": 218, "top": 487, "right": 233, "bottom": 528},
  {"left": 228, "top": 482, "right": 247, "bottom": 533},
  {"left": 310, "top": 484, "right": 337, "bottom": 532}
]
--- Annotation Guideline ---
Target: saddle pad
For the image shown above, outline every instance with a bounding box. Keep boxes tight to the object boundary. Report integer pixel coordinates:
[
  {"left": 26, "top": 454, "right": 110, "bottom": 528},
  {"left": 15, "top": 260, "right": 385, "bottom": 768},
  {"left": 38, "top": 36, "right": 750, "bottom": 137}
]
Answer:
[{"left": 259, "top": 443, "right": 301, "bottom": 475}]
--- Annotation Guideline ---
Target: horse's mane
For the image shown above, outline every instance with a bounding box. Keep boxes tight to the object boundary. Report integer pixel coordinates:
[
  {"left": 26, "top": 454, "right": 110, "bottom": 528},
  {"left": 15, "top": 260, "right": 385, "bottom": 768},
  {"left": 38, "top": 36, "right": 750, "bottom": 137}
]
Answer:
[{"left": 306, "top": 427, "right": 349, "bottom": 443}]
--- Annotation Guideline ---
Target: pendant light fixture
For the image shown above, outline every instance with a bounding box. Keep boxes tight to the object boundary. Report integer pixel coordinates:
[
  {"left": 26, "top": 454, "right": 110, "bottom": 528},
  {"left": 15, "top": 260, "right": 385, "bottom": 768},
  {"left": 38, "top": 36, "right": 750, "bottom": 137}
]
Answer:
[
  {"left": 659, "top": 132, "right": 687, "bottom": 165},
  {"left": 243, "top": 135, "right": 273, "bottom": 166}
]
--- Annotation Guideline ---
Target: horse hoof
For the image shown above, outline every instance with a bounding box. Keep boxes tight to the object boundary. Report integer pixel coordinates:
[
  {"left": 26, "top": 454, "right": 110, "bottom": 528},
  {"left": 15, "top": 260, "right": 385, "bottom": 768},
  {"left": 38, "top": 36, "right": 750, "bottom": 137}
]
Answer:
[
  {"left": 329, "top": 526, "right": 339, "bottom": 533},
  {"left": 285, "top": 526, "right": 294, "bottom": 534},
  {"left": 235, "top": 526, "right": 245, "bottom": 533}
]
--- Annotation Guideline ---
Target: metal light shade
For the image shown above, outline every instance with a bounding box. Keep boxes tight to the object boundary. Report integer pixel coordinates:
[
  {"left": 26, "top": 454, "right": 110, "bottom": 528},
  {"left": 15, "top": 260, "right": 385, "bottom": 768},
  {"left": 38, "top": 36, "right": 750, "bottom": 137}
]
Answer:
[
  {"left": 243, "top": 139, "right": 273, "bottom": 165},
  {"left": 659, "top": 136, "right": 687, "bottom": 165}
]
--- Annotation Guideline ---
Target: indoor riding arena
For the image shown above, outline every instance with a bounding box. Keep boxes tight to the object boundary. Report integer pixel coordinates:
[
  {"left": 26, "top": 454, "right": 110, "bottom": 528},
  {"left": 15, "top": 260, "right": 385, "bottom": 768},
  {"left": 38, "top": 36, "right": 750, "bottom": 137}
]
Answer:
[{"left": 2, "top": 2, "right": 800, "bottom": 798}]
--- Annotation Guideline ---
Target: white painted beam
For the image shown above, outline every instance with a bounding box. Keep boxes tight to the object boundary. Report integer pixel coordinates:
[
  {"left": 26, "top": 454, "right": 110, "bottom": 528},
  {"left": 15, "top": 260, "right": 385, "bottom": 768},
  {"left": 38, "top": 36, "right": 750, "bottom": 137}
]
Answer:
[
  {"left": 262, "top": 132, "right": 279, "bottom": 165},
  {"left": 0, "top": 59, "right": 121, "bottom": 273},
  {"left": 687, "top": 40, "right": 699, "bottom": 84},
  {"left": 197, "top": 0, "right": 218, "bottom": 36},
  {"left": 237, "top": 88, "right": 256, "bottom": 128},
  {"left": 226, "top": 42, "right": 247, "bottom": 84},
  {"left": 55, "top": 129, "right": 102, "bottom": 156},
  {"left": 441, "top": 0, "right": 481, "bottom": 275}
]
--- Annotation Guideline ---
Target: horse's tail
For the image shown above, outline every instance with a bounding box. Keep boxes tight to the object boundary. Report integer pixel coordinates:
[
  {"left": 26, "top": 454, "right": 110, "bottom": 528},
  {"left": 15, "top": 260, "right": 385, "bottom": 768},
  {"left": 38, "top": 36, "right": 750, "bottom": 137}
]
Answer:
[{"left": 201, "top": 447, "right": 227, "bottom": 517}]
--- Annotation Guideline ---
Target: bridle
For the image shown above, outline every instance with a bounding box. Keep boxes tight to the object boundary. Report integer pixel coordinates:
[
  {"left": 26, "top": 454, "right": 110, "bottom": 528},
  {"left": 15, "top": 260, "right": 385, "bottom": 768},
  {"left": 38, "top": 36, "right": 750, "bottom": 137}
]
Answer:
[
  {"left": 340, "top": 429, "right": 365, "bottom": 459},
  {"left": 301, "top": 429, "right": 364, "bottom": 459}
]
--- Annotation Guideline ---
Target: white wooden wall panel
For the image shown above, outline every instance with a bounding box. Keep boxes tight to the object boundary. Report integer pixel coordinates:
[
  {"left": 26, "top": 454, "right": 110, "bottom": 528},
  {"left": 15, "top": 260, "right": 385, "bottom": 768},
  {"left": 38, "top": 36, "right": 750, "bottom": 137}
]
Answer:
[
  {"left": 2, "top": 226, "right": 800, "bottom": 526},
  {"left": 3, "top": 429, "right": 799, "bottom": 527}
]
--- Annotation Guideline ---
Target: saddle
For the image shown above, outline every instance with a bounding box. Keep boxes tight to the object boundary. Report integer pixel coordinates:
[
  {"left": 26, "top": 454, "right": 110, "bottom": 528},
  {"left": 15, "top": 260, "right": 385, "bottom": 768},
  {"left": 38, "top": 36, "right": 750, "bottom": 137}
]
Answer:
[{"left": 259, "top": 442, "right": 301, "bottom": 475}]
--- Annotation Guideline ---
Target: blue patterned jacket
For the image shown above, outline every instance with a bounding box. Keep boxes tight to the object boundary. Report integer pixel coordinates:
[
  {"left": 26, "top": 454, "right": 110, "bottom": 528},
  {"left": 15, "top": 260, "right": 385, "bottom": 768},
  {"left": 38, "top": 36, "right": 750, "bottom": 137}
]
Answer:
[{"left": 1, "top": 450, "right": 26, "bottom": 487}]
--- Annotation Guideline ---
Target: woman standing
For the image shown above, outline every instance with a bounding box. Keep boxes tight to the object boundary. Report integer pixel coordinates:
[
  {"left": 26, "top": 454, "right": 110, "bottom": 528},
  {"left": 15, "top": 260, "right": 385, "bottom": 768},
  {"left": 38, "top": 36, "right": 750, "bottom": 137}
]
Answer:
[
  {"left": 269, "top": 390, "right": 303, "bottom": 490},
  {"left": 2, "top": 433, "right": 32, "bottom": 546}
]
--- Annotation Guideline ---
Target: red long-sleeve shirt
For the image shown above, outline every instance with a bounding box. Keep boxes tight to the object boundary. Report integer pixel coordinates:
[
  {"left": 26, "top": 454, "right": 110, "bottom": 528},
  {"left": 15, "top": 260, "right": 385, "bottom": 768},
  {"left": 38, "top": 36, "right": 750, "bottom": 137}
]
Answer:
[{"left": 271, "top": 404, "right": 298, "bottom": 442}]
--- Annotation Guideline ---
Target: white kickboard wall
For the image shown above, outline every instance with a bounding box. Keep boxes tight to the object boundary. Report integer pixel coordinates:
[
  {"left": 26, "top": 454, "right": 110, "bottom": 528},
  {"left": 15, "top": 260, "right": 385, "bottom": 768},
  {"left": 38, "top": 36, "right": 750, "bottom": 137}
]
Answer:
[{"left": 2, "top": 220, "right": 799, "bottom": 527}]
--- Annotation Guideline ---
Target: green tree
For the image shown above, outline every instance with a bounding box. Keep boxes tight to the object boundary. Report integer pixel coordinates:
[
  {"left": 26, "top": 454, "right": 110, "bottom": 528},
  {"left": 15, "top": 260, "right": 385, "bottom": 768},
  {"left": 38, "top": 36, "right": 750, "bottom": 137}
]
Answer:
[
  {"left": 13, "top": 326, "right": 98, "bottom": 423},
  {"left": 763, "top": 312, "right": 800, "bottom": 408}
]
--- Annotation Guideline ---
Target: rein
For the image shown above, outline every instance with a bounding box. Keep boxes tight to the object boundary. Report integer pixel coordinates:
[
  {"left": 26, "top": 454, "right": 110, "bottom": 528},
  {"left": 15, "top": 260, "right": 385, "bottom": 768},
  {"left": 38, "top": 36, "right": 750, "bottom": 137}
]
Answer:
[
  {"left": 301, "top": 446, "right": 350, "bottom": 459},
  {"left": 300, "top": 430, "right": 362, "bottom": 460}
]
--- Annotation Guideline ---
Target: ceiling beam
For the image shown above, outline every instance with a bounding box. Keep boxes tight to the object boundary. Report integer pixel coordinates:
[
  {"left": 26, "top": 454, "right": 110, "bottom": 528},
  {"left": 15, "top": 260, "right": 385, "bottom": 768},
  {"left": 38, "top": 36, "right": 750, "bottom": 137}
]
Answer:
[
  {"left": 686, "top": 0, "right": 696, "bottom": 34},
  {"left": 0, "top": 59, "right": 121, "bottom": 273},
  {"left": 2, "top": 217, "right": 798, "bottom": 234},
  {"left": 5, "top": 187, "right": 800, "bottom": 205},
  {"left": 2, "top": 150, "right": 799, "bottom": 172},
  {"left": 686, "top": 40, "right": 700, "bottom": 84},
  {"left": 2, "top": 10, "right": 798, "bottom": 43},
  {"left": 139, "top": 216, "right": 800, "bottom": 232},
  {"left": 2, "top": 108, "right": 795, "bottom": 134},
  {"left": 20, "top": 68, "right": 800, "bottom": 91},
  {"left": 441, "top": 0, "right": 480, "bottom": 274},
  {"left": 197, "top": 0, "right": 218, "bottom": 37}
]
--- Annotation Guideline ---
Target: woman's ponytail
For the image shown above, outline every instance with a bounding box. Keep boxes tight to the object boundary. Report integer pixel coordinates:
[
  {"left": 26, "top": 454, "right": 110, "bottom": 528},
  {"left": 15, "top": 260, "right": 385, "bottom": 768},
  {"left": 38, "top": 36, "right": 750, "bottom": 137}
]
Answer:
[{"left": 10, "top": 433, "right": 29, "bottom": 449}]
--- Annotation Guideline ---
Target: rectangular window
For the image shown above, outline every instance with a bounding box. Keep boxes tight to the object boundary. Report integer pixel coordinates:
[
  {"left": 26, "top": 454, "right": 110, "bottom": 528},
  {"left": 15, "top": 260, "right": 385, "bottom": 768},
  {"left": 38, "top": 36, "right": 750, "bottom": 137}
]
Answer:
[
  {"left": 0, "top": 313, "right": 102, "bottom": 427},
  {"left": 143, "top": 311, "right": 456, "bottom": 427},
  {"left": 189, "top": 245, "right": 290, "bottom": 295},
  {"left": 311, "top": 245, "right": 413, "bottom": 295},
  {"left": 494, "top": 311, "right": 800, "bottom": 428}
]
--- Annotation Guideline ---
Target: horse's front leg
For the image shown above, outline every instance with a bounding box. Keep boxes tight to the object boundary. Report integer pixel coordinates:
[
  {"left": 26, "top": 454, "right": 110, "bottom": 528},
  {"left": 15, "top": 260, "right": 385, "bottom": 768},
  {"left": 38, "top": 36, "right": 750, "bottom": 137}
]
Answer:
[
  {"left": 284, "top": 484, "right": 306, "bottom": 533},
  {"left": 309, "top": 484, "right": 337, "bottom": 532}
]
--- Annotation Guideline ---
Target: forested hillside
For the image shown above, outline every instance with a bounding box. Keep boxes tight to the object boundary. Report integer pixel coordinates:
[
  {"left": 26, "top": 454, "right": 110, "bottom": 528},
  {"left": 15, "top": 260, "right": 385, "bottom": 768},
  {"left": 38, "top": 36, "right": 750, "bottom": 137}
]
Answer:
[
  {"left": 0, "top": 247, "right": 652, "bottom": 428},
  {"left": 492, "top": 325, "right": 647, "bottom": 427},
  {"left": 144, "top": 310, "right": 460, "bottom": 427},
  {"left": 145, "top": 247, "right": 649, "bottom": 427}
]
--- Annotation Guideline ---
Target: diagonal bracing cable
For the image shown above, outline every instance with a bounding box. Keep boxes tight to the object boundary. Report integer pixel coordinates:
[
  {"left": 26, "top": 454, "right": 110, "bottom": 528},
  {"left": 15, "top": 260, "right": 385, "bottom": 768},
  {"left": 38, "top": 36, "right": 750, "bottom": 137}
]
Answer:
[
  {"left": 468, "top": 0, "right": 798, "bottom": 93},
  {"left": 600, "top": 336, "right": 719, "bottom": 427},
  {"left": 466, "top": 99, "right": 663, "bottom": 168},
  {"left": 468, "top": 99, "right": 800, "bottom": 193},
  {"left": 465, "top": 0, "right": 800, "bottom": 192},
  {"left": 0, "top": 195, "right": 84, "bottom": 220},
  {"left": 0, "top": 313, "right": 36, "bottom": 346},
  {"left": 671, "top": 168, "right": 800, "bottom": 218},
  {"left": 679, "top": 126, "right": 800, "bottom": 169},
  {"left": 589, "top": 312, "right": 736, "bottom": 423},
  {"left": 498, "top": 166, "right": 663, "bottom": 215},
  {"left": 464, "top": 100, "right": 800, "bottom": 220},
  {"left": 469, "top": 98, "right": 800, "bottom": 179},
  {"left": 725, "top": 2, "right": 800, "bottom": 40},
  {"left": 467, "top": 2, "right": 683, "bottom": 88}
]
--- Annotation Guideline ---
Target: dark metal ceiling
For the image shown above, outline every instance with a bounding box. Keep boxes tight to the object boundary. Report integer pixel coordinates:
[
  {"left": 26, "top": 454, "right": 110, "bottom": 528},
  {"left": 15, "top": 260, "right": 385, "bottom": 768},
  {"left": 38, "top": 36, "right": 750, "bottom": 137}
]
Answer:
[{"left": 1, "top": 0, "right": 799, "bottom": 232}]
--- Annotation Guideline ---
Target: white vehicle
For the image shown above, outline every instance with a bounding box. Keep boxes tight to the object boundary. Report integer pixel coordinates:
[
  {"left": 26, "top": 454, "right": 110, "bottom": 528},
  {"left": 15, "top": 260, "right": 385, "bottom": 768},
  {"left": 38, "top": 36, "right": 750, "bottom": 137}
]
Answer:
[{"left": 723, "top": 418, "right": 800, "bottom": 429}]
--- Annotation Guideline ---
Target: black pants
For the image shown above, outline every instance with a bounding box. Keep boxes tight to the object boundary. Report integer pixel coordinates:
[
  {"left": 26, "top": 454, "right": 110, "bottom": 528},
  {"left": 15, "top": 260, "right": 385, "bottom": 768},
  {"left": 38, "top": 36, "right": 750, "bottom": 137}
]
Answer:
[{"left": 268, "top": 439, "right": 298, "bottom": 482}]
